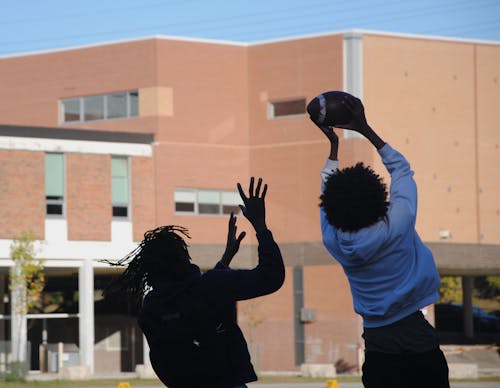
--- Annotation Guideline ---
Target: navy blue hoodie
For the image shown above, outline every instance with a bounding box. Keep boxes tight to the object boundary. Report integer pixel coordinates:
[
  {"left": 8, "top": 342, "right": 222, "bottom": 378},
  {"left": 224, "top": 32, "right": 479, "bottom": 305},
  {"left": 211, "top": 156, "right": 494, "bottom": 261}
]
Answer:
[{"left": 138, "top": 228, "right": 285, "bottom": 388}]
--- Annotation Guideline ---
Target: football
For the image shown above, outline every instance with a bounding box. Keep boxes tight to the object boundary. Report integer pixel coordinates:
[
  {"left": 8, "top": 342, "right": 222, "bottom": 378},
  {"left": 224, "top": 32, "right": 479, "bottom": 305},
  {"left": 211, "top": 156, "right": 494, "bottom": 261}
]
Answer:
[{"left": 307, "top": 90, "right": 353, "bottom": 126}]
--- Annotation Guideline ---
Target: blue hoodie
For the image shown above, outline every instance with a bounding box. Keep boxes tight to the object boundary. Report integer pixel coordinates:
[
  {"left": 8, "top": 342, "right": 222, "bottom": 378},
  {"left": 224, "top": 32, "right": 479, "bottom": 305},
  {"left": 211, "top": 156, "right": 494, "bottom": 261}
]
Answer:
[{"left": 320, "top": 143, "right": 440, "bottom": 328}]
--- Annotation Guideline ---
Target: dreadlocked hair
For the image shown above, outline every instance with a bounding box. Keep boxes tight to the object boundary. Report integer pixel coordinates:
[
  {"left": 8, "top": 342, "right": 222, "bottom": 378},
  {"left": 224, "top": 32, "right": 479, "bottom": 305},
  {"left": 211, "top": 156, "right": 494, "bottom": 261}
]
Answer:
[
  {"left": 320, "top": 162, "right": 389, "bottom": 232},
  {"left": 102, "top": 225, "right": 191, "bottom": 300}
]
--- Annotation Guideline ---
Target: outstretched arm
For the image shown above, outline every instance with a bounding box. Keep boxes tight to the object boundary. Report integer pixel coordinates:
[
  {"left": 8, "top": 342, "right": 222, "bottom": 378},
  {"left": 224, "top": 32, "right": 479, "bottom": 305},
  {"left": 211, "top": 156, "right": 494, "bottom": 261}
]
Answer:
[{"left": 204, "top": 177, "right": 285, "bottom": 302}]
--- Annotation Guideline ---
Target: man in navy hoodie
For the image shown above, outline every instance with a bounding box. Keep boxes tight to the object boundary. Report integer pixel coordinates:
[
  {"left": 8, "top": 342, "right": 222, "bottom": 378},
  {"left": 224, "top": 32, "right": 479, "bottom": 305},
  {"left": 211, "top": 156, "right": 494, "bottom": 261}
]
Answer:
[
  {"left": 104, "top": 177, "right": 284, "bottom": 388},
  {"left": 315, "top": 95, "right": 449, "bottom": 388}
]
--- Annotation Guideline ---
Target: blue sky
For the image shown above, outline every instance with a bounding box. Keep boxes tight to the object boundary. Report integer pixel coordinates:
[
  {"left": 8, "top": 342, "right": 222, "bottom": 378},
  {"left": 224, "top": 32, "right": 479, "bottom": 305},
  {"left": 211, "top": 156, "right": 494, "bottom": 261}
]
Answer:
[{"left": 1, "top": 0, "right": 499, "bottom": 56}]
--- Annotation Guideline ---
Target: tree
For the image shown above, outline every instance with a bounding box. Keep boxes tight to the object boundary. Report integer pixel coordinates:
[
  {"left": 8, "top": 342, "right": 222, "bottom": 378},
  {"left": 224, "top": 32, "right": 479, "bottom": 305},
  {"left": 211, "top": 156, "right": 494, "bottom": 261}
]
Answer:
[
  {"left": 9, "top": 231, "right": 45, "bottom": 378},
  {"left": 438, "top": 276, "right": 462, "bottom": 303}
]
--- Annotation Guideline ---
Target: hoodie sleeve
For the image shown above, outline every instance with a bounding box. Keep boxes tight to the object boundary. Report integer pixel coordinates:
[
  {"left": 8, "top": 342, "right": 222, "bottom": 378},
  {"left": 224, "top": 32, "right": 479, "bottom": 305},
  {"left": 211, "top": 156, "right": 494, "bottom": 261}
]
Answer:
[
  {"left": 199, "top": 229, "right": 285, "bottom": 303},
  {"left": 379, "top": 143, "right": 417, "bottom": 238}
]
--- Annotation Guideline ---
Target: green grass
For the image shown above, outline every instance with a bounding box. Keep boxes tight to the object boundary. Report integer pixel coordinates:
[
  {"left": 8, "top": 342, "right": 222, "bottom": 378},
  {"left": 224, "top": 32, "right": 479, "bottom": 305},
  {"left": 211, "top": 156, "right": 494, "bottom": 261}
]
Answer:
[{"left": 0, "top": 374, "right": 499, "bottom": 387}]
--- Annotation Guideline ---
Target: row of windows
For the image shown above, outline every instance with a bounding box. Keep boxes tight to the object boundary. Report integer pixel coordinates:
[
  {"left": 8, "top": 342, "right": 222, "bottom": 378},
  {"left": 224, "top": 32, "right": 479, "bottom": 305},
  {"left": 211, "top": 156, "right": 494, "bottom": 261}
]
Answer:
[
  {"left": 174, "top": 189, "right": 242, "bottom": 215},
  {"left": 45, "top": 153, "right": 242, "bottom": 218},
  {"left": 45, "top": 153, "right": 130, "bottom": 217},
  {"left": 59, "top": 89, "right": 306, "bottom": 124},
  {"left": 60, "top": 91, "right": 138, "bottom": 123}
]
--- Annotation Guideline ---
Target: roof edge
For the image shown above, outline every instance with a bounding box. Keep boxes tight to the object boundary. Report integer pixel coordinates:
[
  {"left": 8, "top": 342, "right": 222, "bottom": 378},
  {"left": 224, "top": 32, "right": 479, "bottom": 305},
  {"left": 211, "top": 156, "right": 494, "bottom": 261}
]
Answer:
[{"left": 1, "top": 29, "right": 499, "bottom": 59}]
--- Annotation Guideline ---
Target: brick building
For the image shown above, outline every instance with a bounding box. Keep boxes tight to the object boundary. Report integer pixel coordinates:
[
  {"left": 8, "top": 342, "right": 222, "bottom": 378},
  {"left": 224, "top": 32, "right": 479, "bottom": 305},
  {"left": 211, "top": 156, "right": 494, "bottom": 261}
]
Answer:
[{"left": 0, "top": 30, "right": 499, "bottom": 375}]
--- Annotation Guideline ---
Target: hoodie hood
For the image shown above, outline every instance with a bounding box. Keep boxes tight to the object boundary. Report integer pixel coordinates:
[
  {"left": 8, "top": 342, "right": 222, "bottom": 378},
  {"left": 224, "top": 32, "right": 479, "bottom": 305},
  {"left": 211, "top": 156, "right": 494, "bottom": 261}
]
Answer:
[{"left": 335, "top": 220, "right": 387, "bottom": 264}]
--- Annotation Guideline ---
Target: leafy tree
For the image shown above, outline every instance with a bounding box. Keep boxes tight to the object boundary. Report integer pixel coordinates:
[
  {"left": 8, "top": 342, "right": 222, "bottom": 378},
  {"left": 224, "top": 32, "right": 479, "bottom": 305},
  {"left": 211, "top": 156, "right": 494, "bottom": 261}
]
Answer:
[
  {"left": 474, "top": 276, "right": 500, "bottom": 299},
  {"left": 8, "top": 231, "right": 45, "bottom": 378},
  {"left": 438, "top": 276, "right": 462, "bottom": 303}
]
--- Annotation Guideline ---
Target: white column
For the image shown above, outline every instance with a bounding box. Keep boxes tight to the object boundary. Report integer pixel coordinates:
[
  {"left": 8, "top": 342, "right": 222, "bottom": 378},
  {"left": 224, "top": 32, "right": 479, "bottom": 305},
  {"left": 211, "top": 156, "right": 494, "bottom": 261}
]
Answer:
[
  {"left": 78, "top": 258, "right": 95, "bottom": 373},
  {"left": 343, "top": 30, "right": 364, "bottom": 139}
]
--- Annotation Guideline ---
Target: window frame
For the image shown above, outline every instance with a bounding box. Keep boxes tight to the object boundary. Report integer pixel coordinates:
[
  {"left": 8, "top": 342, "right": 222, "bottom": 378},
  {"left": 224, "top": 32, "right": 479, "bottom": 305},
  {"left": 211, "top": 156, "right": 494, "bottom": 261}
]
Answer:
[
  {"left": 60, "top": 90, "right": 139, "bottom": 124},
  {"left": 111, "top": 155, "right": 131, "bottom": 219},
  {"left": 45, "top": 152, "right": 65, "bottom": 217},
  {"left": 174, "top": 188, "right": 242, "bottom": 216},
  {"left": 267, "top": 97, "right": 307, "bottom": 119}
]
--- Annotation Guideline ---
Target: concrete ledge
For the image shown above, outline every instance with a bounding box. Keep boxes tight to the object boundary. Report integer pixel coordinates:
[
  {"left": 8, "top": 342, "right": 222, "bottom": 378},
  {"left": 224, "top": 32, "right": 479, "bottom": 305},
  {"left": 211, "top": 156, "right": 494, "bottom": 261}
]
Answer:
[
  {"left": 300, "top": 363, "right": 336, "bottom": 378},
  {"left": 448, "top": 363, "right": 478, "bottom": 379},
  {"left": 135, "top": 364, "right": 157, "bottom": 379},
  {"left": 58, "top": 365, "right": 90, "bottom": 380}
]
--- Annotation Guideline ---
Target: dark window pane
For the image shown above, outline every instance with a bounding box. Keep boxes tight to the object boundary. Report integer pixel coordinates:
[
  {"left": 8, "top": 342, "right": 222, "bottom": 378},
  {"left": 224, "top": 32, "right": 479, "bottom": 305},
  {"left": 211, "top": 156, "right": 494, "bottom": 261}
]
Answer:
[
  {"left": 271, "top": 98, "right": 306, "bottom": 117},
  {"left": 175, "top": 202, "right": 195, "bottom": 213},
  {"left": 199, "top": 204, "right": 219, "bottom": 214},
  {"left": 112, "top": 206, "right": 128, "bottom": 217},
  {"left": 222, "top": 205, "right": 241, "bottom": 214},
  {"left": 47, "top": 204, "right": 63, "bottom": 215}
]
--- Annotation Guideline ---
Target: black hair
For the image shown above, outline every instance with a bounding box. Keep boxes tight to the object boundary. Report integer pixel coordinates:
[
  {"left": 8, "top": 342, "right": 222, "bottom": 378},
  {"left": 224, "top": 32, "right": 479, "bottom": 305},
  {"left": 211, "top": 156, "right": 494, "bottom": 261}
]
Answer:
[
  {"left": 102, "top": 225, "right": 191, "bottom": 300},
  {"left": 320, "top": 162, "right": 389, "bottom": 232}
]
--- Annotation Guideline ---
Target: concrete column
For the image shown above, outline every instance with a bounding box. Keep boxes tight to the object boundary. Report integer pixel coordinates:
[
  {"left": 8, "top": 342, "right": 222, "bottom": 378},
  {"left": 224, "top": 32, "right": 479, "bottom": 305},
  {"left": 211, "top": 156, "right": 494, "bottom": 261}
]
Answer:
[
  {"left": 462, "top": 276, "right": 474, "bottom": 339},
  {"left": 343, "top": 31, "right": 364, "bottom": 140},
  {"left": 78, "top": 258, "right": 94, "bottom": 373}
]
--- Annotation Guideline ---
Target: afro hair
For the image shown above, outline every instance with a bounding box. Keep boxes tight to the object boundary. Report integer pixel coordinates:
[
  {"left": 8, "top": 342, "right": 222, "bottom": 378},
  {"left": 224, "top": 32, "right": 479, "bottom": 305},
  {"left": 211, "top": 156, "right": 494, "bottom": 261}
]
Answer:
[{"left": 320, "top": 162, "right": 389, "bottom": 232}]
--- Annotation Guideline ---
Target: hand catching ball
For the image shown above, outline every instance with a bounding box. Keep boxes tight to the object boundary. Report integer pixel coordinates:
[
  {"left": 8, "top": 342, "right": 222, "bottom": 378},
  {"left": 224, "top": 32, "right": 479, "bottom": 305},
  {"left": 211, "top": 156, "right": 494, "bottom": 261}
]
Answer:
[{"left": 307, "top": 91, "right": 353, "bottom": 126}]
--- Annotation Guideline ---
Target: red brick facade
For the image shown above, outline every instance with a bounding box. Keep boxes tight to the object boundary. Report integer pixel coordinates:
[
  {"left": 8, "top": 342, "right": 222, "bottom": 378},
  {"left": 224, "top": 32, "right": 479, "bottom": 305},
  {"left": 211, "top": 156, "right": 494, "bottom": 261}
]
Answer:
[
  {"left": 0, "top": 150, "right": 45, "bottom": 239},
  {"left": 66, "top": 153, "right": 112, "bottom": 241},
  {"left": 131, "top": 156, "right": 156, "bottom": 241}
]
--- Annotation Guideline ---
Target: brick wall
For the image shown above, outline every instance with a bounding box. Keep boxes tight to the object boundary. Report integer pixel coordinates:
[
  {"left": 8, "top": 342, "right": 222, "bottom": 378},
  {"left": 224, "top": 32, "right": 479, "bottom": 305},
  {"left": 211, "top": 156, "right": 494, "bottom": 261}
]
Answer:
[
  {"left": 131, "top": 156, "right": 156, "bottom": 241},
  {"left": 66, "top": 153, "right": 111, "bottom": 241},
  {"left": 238, "top": 266, "right": 296, "bottom": 371},
  {"left": 0, "top": 150, "right": 45, "bottom": 239}
]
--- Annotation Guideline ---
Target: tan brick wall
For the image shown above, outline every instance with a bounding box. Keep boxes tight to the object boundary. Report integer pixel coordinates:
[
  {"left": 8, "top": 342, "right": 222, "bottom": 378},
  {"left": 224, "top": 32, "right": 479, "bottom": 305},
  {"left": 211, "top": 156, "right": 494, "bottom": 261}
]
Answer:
[
  {"left": 131, "top": 156, "right": 156, "bottom": 241},
  {"left": 66, "top": 153, "right": 111, "bottom": 240},
  {"left": 304, "top": 265, "right": 361, "bottom": 368},
  {"left": 0, "top": 150, "right": 45, "bottom": 239},
  {"left": 238, "top": 266, "right": 296, "bottom": 371}
]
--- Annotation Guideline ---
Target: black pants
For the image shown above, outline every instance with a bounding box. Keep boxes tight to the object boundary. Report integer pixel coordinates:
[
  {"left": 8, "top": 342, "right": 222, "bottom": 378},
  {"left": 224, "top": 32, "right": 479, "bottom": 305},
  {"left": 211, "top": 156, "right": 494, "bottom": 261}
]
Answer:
[{"left": 362, "top": 348, "right": 450, "bottom": 388}]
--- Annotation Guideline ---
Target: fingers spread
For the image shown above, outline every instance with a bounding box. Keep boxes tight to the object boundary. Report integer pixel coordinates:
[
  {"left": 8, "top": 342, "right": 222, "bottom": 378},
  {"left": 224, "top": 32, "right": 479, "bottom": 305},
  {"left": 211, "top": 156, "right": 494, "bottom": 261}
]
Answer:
[
  {"left": 237, "top": 182, "right": 247, "bottom": 201},
  {"left": 255, "top": 177, "right": 262, "bottom": 197},
  {"left": 261, "top": 183, "right": 268, "bottom": 199},
  {"left": 249, "top": 177, "right": 255, "bottom": 197}
]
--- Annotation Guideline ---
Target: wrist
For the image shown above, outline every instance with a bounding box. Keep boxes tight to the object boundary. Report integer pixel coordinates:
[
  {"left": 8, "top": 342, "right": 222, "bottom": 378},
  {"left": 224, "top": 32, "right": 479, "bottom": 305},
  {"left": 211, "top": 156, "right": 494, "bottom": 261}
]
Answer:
[{"left": 254, "top": 224, "right": 267, "bottom": 233}]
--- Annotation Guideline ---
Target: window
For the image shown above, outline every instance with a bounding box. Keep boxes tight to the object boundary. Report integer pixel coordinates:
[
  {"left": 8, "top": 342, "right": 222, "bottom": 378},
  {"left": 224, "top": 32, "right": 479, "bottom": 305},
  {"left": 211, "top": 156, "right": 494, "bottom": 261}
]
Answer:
[
  {"left": 111, "top": 156, "right": 129, "bottom": 218},
  {"left": 60, "top": 90, "right": 138, "bottom": 123},
  {"left": 221, "top": 192, "right": 241, "bottom": 214},
  {"left": 45, "top": 153, "right": 64, "bottom": 216},
  {"left": 198, "top": 190, "right": 220, "bottom": 214},
  {"left": 61, "top": 99, "right": 81, "bottom": 122},
  {"left": 268, "top": 98, "right": 306, "bottom": 119},
  {"left": 107, "top": 92, "right": 127, "bottom": 119},
  {"left": 174, "top": 189, "right": 242, "bottom": 216},
  {"left": 83, "top": 95, "right": 105, "bottom": 121},
  {"left": 174, "top": 189, "right": 196, "bottom": 213}
]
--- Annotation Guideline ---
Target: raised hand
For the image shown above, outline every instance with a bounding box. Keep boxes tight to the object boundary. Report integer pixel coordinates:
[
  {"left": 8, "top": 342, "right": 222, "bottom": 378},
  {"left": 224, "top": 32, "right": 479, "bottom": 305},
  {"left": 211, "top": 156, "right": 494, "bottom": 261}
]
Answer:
[
  {"left": 335, "top": 95, "right": 369, "bottom": 134},
  {"left": 220, "top": 212, "right": 246, "bottom": 267},
  {"left": 335, "top": 95, "right": 385, "bottom": 150},
  {"left": 237, "top": 177, "right": 268, "bottom": 233}
]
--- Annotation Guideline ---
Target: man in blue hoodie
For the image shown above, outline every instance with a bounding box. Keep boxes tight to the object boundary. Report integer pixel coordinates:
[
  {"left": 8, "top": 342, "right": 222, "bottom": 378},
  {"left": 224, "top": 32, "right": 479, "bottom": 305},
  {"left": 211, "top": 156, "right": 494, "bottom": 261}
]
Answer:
[{"left": 315, "top": 95, "right": 449, "bottom": 388}]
